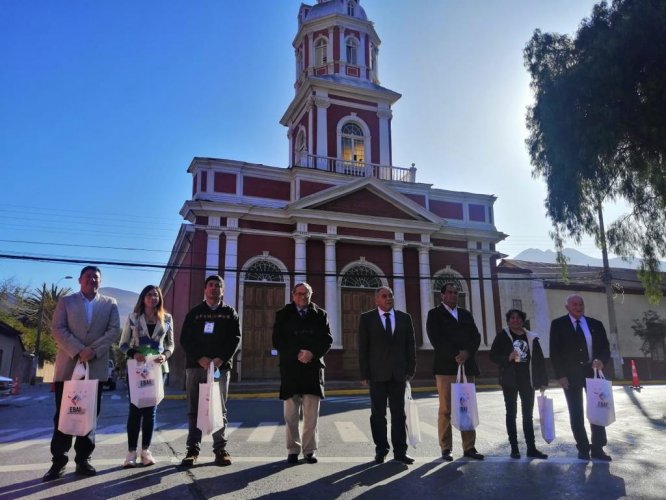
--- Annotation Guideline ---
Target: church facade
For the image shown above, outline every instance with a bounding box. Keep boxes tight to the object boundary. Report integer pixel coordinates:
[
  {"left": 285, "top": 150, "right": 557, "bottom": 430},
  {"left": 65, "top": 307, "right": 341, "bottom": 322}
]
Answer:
[{"left": 160, "top": 0, "right": 506, "bottom": 385}]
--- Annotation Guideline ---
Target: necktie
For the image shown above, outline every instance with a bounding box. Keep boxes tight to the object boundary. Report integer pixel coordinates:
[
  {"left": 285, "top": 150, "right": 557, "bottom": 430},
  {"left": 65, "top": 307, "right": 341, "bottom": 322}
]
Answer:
[
  {"left": 299, "top": 309, "right": 306, "bottom": 318},
  {"left": 384, "top": 312, "right": 392, "bottom": 335},
  {"left": 575, "top": 319, "right": 589, "bottom": 361}
]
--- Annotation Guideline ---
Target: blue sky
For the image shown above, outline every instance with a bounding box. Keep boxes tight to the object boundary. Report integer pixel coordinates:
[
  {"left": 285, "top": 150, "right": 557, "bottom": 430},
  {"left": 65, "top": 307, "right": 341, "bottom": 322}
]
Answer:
[{"left": 1, "top": 0, "right": 607, "bottom": 294}]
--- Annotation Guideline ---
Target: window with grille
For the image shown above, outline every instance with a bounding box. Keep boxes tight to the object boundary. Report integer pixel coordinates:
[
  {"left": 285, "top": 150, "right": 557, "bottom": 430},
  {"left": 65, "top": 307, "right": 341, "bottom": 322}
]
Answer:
[
  {"left": 245, "top": 260, "right": 284, "bottom": 283},
  {"left": 341, "top": 264, "right": 382, "bottom": 288}
]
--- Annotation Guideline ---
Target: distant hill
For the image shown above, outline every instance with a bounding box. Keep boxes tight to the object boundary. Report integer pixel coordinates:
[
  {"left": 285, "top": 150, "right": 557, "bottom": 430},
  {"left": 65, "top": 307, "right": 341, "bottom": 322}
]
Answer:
[
  {"left": 100, "top": 287, "right": 138, "bottom": 322},
  {"left": 513, "top": 248, "right": 664, "bottom": 270}
]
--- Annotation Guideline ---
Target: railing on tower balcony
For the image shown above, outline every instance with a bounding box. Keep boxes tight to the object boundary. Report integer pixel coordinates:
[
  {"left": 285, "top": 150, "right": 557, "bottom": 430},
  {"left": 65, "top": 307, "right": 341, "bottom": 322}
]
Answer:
[{"left": 295, "top": 153, "right": 416, "bottom": 183}]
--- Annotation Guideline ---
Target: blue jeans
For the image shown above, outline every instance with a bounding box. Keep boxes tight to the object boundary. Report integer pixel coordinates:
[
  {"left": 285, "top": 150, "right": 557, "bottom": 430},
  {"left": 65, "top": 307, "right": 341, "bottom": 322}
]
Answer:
[{"left": 126, "top": 374, "right": 166, "bottom": 450}]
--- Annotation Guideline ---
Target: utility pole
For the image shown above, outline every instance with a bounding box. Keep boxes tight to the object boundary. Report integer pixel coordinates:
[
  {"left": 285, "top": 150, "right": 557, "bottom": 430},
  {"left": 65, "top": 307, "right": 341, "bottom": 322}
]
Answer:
[{"left": 597, "top": 205, "right": 624, "bottom": 379}]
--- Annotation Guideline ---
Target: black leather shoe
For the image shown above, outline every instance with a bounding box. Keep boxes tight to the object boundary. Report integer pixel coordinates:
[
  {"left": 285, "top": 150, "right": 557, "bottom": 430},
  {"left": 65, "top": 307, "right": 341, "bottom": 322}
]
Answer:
[
  {"left": 287, "top": 454, "right": 299, "bottom": 465},
  {"left": 305, "top": 453, "right": 318, "bottom": 464},
  {"left": 578, "top": 450, "right": 590, "bottom": 460},
  {"left": 393, "top": 454, "right": 415, "bottom": 465},
  {"left": 527, "top": 448, "right": 548, "bottom": 459},
  {"left": 441, "top": 449, "right": 453, "bottom": 462},
  {"left": 463, "top": 448, "right": 484, "bottom": 460},
  {"left": 374, "top": 453, "right": 387, "bottom": 464},
  {"left": 75, "top": 460, "right": 97, "bottom": 476},
  {"left": 43, "top": 460, "right": 67, "bottom": 482},
  {"left": 591, "top": 450, "right": 612, "bottom": 461}
]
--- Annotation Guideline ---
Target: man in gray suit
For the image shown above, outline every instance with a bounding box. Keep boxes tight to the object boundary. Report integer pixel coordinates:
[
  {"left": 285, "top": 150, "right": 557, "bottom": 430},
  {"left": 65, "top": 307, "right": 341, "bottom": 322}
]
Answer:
[
  {"left": 359, "top": 286, "right": 416, "bottom": 465},
  {"left": 43, "top": 266, "right": 120, "bottom": 482}
]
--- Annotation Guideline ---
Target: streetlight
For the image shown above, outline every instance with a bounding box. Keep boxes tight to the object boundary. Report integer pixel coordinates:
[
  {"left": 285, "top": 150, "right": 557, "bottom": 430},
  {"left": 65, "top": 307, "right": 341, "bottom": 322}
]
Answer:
[{"left": 31, "top": 276, "right": 73, "bottom": 385}]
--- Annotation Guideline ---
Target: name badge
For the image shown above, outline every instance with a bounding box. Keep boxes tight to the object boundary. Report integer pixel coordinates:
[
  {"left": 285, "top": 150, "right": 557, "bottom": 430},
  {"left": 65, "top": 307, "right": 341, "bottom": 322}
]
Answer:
[{"left": 203, "top": 322, "right": 215, "bottom": 334}]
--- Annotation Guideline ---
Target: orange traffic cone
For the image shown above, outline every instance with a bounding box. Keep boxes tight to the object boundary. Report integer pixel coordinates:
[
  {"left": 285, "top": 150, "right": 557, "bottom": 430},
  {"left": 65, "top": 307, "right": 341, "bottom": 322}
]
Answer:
[
  {"left": 10, "top": 377, "right": 20, "bottom": 395},
  {"left": 631, "top": 359, "right": 642, "bottom": 390}
]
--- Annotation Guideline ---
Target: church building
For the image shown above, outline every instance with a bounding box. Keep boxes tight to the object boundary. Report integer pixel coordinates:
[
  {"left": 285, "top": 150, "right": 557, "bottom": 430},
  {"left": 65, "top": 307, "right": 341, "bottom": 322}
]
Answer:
[{"left": 160, "top": 0, "right": 506, "bottom": 385}]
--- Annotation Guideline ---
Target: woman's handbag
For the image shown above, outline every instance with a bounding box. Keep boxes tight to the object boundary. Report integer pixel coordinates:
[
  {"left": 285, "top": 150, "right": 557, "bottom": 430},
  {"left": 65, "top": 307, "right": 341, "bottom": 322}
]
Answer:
[
  {"left": 451, "top": 364, "right": 479, "bottom": 431},
  {"left": 405, "top": 381, "right": 422, "bottom": 448},
  {"left": 58, "top": 362, "right": 99, "bottom": 436},
  {"left": 586, "top": 368, "right": 616, "bottom": 426},
  {"left": 127, "top": 356, "right": 164, "bottom": 408},
  {"left": 537, "top": 390, "right": 555, "bottom": 443},
  {"left": 197, "top": 363, "right": 225, "bottom": 435}
]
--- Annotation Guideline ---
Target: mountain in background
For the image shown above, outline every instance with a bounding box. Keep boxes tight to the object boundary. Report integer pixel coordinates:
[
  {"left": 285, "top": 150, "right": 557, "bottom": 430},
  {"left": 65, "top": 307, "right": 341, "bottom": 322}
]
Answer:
[
  {"left": 101, "top": 287, "right": 138, "bottom": 322},
  {"left": 512, "top": 248, "right": 665, "bottom": 270}
]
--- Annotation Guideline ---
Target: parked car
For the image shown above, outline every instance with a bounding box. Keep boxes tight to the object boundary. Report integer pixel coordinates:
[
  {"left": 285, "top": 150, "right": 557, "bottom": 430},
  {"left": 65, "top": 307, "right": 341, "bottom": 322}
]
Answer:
[
  {"left": 102, "top": 359, "right": 117, "bottom": 391},
  {"left": 0, "top": 376, "right": 14, "bottom": 396}
]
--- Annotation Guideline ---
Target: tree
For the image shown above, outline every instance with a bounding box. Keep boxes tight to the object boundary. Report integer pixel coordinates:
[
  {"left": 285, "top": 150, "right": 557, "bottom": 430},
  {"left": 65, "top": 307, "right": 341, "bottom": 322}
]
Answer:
[
  {"left": 17, "top": 283, "right": 73, "bottom": 363},
  {"left": 524, "top": 0, "right": 666, "bottom": 303},
  {"left": 631, "top": 311, "right": 666, "bottom": 360}
]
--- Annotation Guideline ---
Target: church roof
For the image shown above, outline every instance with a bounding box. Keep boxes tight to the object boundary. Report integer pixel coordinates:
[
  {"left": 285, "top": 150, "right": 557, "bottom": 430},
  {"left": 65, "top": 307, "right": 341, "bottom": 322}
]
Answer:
[{"left": 303, "top": 0, "right": 368, "bottom": 22}]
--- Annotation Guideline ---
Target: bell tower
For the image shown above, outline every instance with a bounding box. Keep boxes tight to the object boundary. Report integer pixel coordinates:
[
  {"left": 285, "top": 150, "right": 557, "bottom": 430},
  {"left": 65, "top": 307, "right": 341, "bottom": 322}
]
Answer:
[{"left": 280, "top": 0, "right": 401, "bottom": 174}]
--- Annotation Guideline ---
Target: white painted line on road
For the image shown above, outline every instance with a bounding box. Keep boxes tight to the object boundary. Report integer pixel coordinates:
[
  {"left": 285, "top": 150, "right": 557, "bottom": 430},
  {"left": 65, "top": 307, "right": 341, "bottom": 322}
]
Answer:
[
  {"left": 247, "top": 422, "right": 280, "bottom": 442},
  {"left": 96, "top": 424, "right": 128, "bottom": 444},
  {"left": 0, "top": 427, "right": 52, "bottom": 444},
  {"left": 1, "top": 437, "right": 50, "bottom": 451},
  {"left": 334, "top": 421, "right": 369, "bottom": 442},
  {"left": 35, "top": 395, "right": 50, "bottom": 401},
  {"left": 418, "top": 421, "right": 438, "bottom": 438}
]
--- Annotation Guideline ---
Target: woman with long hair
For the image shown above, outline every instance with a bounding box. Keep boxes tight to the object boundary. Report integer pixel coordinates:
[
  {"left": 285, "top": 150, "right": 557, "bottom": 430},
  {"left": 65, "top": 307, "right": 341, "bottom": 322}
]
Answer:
[
  {"left": 119, "top": 285, "right": 174, "bottom": 467},
  {"left": 490, "top": 309, "right": 548, "bottom": 459}
]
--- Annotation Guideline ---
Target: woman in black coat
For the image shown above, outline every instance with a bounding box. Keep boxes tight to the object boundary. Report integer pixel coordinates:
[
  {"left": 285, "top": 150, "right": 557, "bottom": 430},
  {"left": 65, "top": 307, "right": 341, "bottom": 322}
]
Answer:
[{"left": 490, "top": 309, "right": 549, "bottom": 459}]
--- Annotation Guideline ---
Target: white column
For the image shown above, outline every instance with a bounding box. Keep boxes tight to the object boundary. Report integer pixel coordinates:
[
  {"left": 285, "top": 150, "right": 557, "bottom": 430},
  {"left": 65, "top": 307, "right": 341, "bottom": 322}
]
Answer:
[
  {"left": 327, "top": 27, "right": 334, "bottom": 72},
  {"left": 359, "top": 32, "right": 366, "bottom": 68},
  {"left": 314, "top": 95, "right": 330, "bottom": 168},
  {"left": 377, "top": 107, "right": 392, "bottom": 168},
  {"left": 480, "top": 244, "right": 496, "bottom": 348},
  {"left": 223, "top": 228, "right": 240, "bottom": 309},
  {"left": 205, "top": 229, "right": 222, "bottom": 274},
  {"left": 391, "top": 241, "right": 406, "bottom": 311},
  {"left": 293, "top": 229, "right": 307, "bottom": 284},
  {"left": 418, "top": 244, "right": 433, "bottom": 349},
  {"left": 467, "top": 243, "right": 483, "bottom": 330},
  {"left": 324, "top": 238, "right": 341, "bottom": 348}
]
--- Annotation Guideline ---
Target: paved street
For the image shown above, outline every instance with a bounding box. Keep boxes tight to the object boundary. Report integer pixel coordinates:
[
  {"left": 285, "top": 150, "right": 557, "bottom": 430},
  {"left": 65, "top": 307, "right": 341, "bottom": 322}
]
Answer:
[{"left": 0, "top": 383, "right": 664, "bottom": 499}]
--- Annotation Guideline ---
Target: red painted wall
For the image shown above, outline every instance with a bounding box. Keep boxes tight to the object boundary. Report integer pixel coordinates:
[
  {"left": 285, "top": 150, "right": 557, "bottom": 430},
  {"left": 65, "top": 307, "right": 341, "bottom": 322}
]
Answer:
[
  {"left": 316, "top": 189, "right": 416, "bottom": 220},
  {"left": 214, "top": 173, "right": 236, "bottom": 194},
  {"left": 243, "top": 176, "right": 290, "bottom": 200},
  {"left": 430, "top": 200, "right": 464, "bottom": 220},
  {"left": 300, "top": 180, "right": 334, "bottom": 198}
]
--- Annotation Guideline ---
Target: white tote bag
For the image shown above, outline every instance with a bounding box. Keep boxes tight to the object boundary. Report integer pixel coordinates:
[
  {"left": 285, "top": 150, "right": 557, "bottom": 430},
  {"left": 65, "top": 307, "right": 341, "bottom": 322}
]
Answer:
[
  {"left": 405, "top": 382, "right": 422, "bottom": 448},
  {"left": 58, "top": 362, "right": 99, "bottom": 437},
  {"left": 127, "top": 356, "right": 164, "bottom": 408},
  {"left": 537, "top": 392, "right": 556, "bottom": 444},
  {"left": 586, "top": 368, "right": 616, "bottom": 427},
  {"left": 451, "top": 364, "right": 479, "bottom": 432},
  {"left": 196, "top": 364, "right": 225, "bottom": 435}
]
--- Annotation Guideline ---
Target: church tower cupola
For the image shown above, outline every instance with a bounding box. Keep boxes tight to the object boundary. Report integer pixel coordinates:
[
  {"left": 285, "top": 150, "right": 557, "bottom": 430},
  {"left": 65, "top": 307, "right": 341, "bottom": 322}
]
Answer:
[{"left": 281, "top": 0, "right": 406, "bottom": 181}]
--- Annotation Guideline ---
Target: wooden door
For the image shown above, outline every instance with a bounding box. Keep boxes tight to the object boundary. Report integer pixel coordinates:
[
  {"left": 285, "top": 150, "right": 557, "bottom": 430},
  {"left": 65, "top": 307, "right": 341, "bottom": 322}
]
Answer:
[
  {"left": 341, "top": 289, "right": 376, "bottom": 377},
  {"left": 241, "top": 284, "right": 285, "bottom": 379}
]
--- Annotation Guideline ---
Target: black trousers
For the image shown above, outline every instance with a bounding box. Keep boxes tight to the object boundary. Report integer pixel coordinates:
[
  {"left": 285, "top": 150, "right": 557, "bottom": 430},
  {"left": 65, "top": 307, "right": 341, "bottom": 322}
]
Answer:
[
  {"left": 50, "top": 381, "right": 103, "bottom": 464},
  {"left": 369, "top": 378, "right": 407, "bottom": 457},
  {"left": 563, "top": 383, "right": 607, "bottom": 453},
  {"left": 501, "top": 377, "right": 535, "bottom": 448}
]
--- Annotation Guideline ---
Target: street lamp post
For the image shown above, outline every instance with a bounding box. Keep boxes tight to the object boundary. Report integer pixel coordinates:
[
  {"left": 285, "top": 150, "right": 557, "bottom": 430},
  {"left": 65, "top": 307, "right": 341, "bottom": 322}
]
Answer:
[{"left": 30, "top": 276, "right": 73, "bottom": 385}]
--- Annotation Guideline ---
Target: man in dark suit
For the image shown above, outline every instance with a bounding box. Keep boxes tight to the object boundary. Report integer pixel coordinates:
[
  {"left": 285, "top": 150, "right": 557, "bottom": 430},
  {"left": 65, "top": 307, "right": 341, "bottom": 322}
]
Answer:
[
  {"left": 359, "top": 286, "right": 416, "bottom": 465},
  {"left": 44, "top": 266, "right": 120, "bottom": 481},
  {"left": 426, "top": 283, "right": 483, "bottom": 461},
  {"left": 550, "top": 294, "right": 612, "bottom": 461},
  {"left": 273, "top": 282, "right": 332, "bottom": 465}
]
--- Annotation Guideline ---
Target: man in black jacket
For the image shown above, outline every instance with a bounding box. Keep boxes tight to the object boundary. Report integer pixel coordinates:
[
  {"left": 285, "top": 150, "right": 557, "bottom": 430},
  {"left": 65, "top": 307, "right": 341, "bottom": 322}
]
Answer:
[
  {"left": 179, "top": 275, "right": 241, "bottom": 468},
  {"left": 426, "top": 283, "right": 483, "bottom": 461},
  {"left": 272, "top": 282, "right": 332, "bottom": 465},
  {"left": 550, "top": 294, "right": 612, "bottom": 461},
  {"left": 359, "top": 286, "right": 416, "bottom": 465}
]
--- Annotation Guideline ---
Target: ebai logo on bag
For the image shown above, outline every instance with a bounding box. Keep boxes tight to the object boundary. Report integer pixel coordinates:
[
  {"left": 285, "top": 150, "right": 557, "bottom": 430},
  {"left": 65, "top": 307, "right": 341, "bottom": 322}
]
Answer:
[
  {"left": 595, "top": 391, "right": 610, "bottom": 409},
  {"left": 66, "top": 391, "right": 89, "bottom": 415},
  {"left": 134, "top": 364, "right": 155, "bottom": 387},
  {"left": 459, "top": 395, "right": 469, "bottom": 412}
]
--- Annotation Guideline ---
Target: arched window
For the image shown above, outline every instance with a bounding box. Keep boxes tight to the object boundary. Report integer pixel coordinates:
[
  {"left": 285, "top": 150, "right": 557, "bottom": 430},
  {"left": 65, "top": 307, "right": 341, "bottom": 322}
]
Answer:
[
  {"left": 346, "top": 37, "right": 358, "bottom": 65},
  {"left": 347, "top": 1, "right": 356, "bottom": 17},
  {"left": 296, "top": 47, "right": 304, "bottom": 75},
  {"left": 315, "top": 37, "right": 327, "bottom": 66},
  {"left": 341, "top": 264, "right": 383, "bottom": 289},
  {"left": 433, "top": 272, "right": 468, "bottom": 309},
  {"left": 341, "top": 122, "right": 364, "bottom": 164},
  {"left": 244, "top": 260, "right": 284, "bottom": 283}
]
